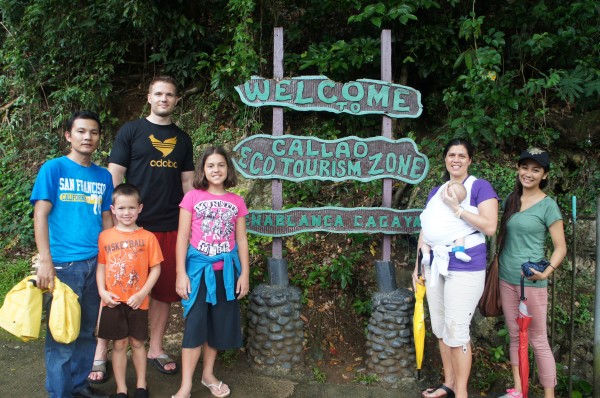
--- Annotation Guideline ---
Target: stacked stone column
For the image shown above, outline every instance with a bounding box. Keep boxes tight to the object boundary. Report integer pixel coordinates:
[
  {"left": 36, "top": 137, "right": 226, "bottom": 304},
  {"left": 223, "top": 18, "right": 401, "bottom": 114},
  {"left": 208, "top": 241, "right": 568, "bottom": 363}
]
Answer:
[
  {"left": 365, "top": 288, "right": 415, "bottom": 385},
  {"left": 246, "top": 284, "right": 304, "bottom": 373}
]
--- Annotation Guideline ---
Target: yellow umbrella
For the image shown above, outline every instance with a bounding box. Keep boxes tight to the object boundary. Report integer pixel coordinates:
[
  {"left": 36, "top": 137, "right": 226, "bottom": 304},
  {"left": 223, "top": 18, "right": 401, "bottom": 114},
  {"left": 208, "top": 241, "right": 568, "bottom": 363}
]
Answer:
[{"left": 413, "top": 252, "right": 426, "bottom": 379}]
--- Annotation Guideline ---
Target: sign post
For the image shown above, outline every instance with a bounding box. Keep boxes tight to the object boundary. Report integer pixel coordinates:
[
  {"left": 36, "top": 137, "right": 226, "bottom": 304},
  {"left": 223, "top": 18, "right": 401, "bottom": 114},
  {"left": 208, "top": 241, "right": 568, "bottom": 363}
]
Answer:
[
  {"left": 379, "top": 29, "right": 395, "bottom": 292},
  {"left": 238, "top": 28, "right": 428, "bottom": 378},
  {"left": 269, "top": 27, "right": 287, "bottom": 286}
]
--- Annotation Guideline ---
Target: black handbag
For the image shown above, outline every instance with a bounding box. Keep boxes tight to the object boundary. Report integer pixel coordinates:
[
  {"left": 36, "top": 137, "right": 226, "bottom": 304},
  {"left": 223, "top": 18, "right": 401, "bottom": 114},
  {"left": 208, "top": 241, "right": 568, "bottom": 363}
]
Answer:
[{"left": 521, "top": 259, "right": 551, "bottom": 281}]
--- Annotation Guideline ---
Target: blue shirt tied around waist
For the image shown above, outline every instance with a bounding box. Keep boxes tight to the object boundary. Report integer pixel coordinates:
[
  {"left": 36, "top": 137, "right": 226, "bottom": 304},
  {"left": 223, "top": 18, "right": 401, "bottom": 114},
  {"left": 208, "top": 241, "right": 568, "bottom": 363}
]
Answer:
[{"left": 182, "top": 244, "right": 241, "bottom": 318}]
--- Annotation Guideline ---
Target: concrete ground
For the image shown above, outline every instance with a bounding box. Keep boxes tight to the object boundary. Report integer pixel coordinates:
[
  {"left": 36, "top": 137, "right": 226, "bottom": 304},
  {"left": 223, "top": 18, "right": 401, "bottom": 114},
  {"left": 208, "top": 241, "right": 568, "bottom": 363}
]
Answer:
[
  {"left": 1, "top": 329, "right": 511, "bottom": 397},
  {"left": 0, "top": 329, "right": 414, "bottom": 398}
]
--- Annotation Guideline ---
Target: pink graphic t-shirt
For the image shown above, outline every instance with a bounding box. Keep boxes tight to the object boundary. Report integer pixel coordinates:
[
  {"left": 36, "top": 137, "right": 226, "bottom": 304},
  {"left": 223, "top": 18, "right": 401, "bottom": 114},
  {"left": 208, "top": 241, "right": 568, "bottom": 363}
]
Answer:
[{"left": 179, "top": 189, "right": 248, "bottom": 270}]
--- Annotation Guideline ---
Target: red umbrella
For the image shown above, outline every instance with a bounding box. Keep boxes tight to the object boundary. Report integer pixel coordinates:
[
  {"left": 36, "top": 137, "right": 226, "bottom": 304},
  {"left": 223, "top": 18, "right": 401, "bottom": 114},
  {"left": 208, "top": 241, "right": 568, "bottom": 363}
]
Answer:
[{"left": 517, "top": 275, "right": 532, "bottom": 398}]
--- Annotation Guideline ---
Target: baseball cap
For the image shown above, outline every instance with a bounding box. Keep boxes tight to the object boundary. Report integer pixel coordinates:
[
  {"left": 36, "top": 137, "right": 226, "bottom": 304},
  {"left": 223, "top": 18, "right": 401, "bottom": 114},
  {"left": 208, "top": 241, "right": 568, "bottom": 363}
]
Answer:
[{"left": 519, "top": 147, "right": 550, "bottom": 169}]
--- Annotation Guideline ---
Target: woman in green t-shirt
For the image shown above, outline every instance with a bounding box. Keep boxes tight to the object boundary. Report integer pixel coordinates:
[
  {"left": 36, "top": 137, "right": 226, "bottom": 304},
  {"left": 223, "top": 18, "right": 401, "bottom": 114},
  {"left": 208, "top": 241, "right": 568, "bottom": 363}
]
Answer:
[{"left": 497, "top": 148, "right": 567, "bottom": 398}]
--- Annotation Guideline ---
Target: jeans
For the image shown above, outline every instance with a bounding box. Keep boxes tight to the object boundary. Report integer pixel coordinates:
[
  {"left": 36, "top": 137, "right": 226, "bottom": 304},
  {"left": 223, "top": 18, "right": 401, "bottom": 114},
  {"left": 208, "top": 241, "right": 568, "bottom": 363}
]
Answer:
[{"left": 45, "top": 257, "right": 100, "bottom": 398}]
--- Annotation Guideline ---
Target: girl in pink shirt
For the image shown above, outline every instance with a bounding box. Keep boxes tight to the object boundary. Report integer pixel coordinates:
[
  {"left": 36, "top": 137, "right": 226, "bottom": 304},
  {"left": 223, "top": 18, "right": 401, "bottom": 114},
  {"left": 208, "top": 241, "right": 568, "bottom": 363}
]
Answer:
[{"left": 172, "top": 147, "right": 250, "bottom": 398}]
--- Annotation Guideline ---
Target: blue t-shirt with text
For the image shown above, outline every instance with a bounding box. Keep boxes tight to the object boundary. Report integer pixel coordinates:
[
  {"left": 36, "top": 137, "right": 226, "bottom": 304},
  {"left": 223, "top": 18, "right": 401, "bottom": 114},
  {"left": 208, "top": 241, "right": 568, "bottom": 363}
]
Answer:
[{"left": 30, "top": 156, "right": 113, "bottom": 262}]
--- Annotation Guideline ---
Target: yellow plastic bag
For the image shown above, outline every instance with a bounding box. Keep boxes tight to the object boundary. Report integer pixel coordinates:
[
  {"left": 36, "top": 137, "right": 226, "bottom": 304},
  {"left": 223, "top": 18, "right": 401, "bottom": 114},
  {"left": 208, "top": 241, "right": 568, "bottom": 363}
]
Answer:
[
  {"left": 48, "top": 277, "right": 81, "bottom": 344},
  {"left": 0, "top": 276, "right": 43, "bottom": 341}
]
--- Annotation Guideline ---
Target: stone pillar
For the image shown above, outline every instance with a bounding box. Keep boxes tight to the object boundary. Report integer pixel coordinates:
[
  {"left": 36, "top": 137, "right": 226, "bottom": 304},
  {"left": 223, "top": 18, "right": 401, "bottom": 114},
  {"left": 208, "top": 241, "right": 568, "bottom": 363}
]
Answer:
[
  {"left": 246, "top": 284, "right": 304, "bottom": 373},
  {"left": 365, "top": 288, "right": 415, "bottom": 385}
]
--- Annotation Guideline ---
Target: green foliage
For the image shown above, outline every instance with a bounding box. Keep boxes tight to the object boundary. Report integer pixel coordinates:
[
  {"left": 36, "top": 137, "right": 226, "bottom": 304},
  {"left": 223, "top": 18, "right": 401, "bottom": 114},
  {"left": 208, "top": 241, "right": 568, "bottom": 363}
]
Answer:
[
  {"left": 489, "top": 345, "right": 506, "bottom": 363},
  {"left": 443, "top": 17, "right": 527, "bottom": 149},
  {"left": 297, "top": 38, "right": 379, "bottom": 75},
  {"left": 246, "top": 233, "right": 270, "bottom": 287},
  {"left": 489, "top": 326, "right": 509, "bottom": 362},
  {"left": 441, "top": 0, "right": 599, "bottom": 155},
  {"left": 556, "top": 364, "right": 593, "bottom": 398},
  {"left": 352, "top": 298, "right": 372, "bottom": 316},
  {"left": 0, "top": 257, "right": 31, "bottom": 304},
  {"left": 311, "top": 365, "right": 327, "bottom": 383},
  {"left": 217, "top": 349, "right": 239, "bottom": 366},
  {"left": 352, "top": 370, "right": 379, "bottom": 385},
  {"left": 572, "top": 293, "right": 594, "bottom": 326},
  {"left": 471, "top": 348, "right": 511, "bottom": 393},
  {"left": 329, "top": 255, "right": 354, "bottom": 289},
  {"left": 348, "top": 1, "right": 439, "bottom": 28},
  {"left": 307, "top": 263, "right": 331, "bottom": 289},
  {"left": 198, "top": 0, "right": 262, "bottom": 98},
  {"left": 0, "top": 149, "right": 35, "bottom": 252}
]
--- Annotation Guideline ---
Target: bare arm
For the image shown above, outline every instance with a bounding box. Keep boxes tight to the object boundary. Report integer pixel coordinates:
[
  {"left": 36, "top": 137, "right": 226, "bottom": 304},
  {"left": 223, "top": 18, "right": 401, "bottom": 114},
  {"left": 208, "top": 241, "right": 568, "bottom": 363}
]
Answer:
[
  {"left": 108, "top": 163, "right": 127, "bottom": 188},
  {"left": 33, "top": 200, "right": 55, "bottom": 290},
  {"left": 102, "top": 210, "right": 113, "bottom": 230},
  {"left": 235, "top": 216, "right": 250, "bottom": 298},
  {"left": 96, "top": 262, "right": 120, "bottom": 307},
  {"left": 529, "top": 220, "right": 567, "bottom": 281},
  {"left": 181, "top": 170, "right": 194, "bottom": 194},
  {"left": 175, "top": 209, "right": 192, "bottom": 299},
  {"left": 107, "top": 163, "right": 127, "bottom": 224}
]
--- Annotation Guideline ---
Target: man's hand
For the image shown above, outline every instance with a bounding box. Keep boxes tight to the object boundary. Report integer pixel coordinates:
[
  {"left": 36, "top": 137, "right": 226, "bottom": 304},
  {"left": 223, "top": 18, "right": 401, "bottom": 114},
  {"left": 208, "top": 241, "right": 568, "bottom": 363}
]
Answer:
[{"left": 36, "top": 258, "right": 55, "bottom": 290}]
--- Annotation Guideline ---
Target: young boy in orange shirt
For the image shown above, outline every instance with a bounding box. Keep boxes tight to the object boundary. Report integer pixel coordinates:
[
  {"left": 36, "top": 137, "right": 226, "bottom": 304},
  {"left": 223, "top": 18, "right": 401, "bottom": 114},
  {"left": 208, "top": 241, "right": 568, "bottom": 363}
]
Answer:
[{"left": 96, "top": 183, "right": 163, "bottom": 398}]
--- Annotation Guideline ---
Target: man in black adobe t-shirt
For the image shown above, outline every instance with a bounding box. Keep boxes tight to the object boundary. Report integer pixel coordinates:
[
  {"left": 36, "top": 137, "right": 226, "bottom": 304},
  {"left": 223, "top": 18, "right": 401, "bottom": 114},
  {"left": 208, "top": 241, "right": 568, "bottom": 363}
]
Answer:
[{"left": 88, "top": 76, "right": 194, "bottom": 382}]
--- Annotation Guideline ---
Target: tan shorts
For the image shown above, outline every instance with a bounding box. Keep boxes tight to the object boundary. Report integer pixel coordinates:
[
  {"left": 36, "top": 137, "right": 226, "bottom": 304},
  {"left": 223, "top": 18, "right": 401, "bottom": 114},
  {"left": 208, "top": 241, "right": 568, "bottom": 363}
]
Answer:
[{"left": 424, "top": 267, "right": 485, "bottom": 347}]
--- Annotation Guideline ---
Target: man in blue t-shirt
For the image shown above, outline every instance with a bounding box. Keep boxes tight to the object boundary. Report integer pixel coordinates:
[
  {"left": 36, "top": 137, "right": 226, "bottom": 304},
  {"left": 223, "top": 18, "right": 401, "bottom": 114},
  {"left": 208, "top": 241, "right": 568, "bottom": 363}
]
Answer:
[{"left": 31, "top": 111, "right": 113, "bottom": 398}]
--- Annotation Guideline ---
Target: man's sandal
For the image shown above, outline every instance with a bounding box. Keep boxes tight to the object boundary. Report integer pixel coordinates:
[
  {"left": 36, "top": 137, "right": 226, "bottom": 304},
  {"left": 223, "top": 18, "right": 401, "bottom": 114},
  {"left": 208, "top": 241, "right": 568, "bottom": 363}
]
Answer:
[
  {"left": 87, "top": 360, "right": 108, "bottom": 384},
  {"left": 147, "top": 354, "right": 178, "bottom": 375}
]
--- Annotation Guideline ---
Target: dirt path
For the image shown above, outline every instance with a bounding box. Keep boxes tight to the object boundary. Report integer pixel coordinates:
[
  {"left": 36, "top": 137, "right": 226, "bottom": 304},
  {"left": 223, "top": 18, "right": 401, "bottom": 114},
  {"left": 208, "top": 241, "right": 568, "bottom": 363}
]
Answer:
[
  {"left": 0, "top": 327, "right": 503, "bottom": 397},
  {"left": 0, "top": 331, "right": 46, "bottom": 397}
]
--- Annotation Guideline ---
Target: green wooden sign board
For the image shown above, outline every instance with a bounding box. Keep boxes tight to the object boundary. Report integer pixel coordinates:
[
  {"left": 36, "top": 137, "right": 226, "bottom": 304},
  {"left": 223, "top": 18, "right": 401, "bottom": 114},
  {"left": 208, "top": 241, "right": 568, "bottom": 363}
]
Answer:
[
  {"left": 246, "top": 207, "right": 422, "bottom": 236},
  {"left": 233, "top": 134, "right": 429, "bottom": 183},
  {"left": 235, "top": 75, "right": 422, "bottom": 118}
]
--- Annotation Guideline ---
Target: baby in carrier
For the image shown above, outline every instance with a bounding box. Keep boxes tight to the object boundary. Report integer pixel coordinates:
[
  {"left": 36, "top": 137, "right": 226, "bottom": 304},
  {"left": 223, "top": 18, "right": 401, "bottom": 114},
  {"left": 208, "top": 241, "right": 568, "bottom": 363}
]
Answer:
[{"left": 421, "top": 181, "right": 471, "bottom": 266}]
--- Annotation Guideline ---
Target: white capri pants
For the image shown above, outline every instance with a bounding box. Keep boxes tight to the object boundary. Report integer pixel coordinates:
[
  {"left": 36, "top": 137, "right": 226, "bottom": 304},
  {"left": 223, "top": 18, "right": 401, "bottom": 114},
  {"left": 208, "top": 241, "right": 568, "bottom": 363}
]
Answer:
[{"left": 424, "top": 266, "right": 485, "bottom": 347}]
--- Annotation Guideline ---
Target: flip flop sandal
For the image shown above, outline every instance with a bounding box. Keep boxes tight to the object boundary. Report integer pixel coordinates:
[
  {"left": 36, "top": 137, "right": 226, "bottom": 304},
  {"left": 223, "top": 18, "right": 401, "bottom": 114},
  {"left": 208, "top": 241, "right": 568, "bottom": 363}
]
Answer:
[
  {"left": 147, "top": 354, "right": 178, "bottom": 375},
  {"left": 422, "top": 384, "right": 455, "bottom": 398},
  {"left": 87, "top": 360, "right": 109, "bottom": 384},
  {"left": 201, "top": 379, "right": 230, "bottom": 398}
]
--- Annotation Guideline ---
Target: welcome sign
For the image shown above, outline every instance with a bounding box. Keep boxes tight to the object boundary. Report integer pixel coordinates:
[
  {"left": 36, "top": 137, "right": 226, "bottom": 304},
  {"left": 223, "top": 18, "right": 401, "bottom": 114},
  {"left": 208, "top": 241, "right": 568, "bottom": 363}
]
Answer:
[
  {"left": 233, "top": 135, "right": 429, "bottom": 183},
  {"left": 235, "top": 76, "right": 422, "bottom": 118}
]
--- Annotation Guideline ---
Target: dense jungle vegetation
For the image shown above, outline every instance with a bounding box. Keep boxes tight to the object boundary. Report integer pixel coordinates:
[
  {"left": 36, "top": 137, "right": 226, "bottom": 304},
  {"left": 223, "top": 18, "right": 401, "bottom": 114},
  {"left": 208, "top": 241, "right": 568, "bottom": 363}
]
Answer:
[{"left": 0, "top": 0, "right": 598, "bottom": 394}]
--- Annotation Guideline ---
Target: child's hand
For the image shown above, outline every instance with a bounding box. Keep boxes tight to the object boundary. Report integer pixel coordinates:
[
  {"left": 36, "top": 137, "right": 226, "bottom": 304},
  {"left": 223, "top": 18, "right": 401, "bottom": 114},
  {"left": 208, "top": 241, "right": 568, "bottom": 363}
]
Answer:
[
  {"left": 126, "top": 292, "right": 145, "bottom": 310},
  {"left": 100, "top": 290, "right": 120, "bottom": 307},
  {"left": 236, "top": 273, "right": 250, "bottom": 299},
  {"left": 176, "top": 273, "right": 191, "bottom": 300}
]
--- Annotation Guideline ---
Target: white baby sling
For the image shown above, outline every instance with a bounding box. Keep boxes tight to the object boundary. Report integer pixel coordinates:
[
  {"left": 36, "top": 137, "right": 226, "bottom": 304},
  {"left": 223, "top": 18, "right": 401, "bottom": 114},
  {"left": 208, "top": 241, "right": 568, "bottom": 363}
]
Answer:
[{"left": 419, "top": 176, "right": 483, "bottom": 285}]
